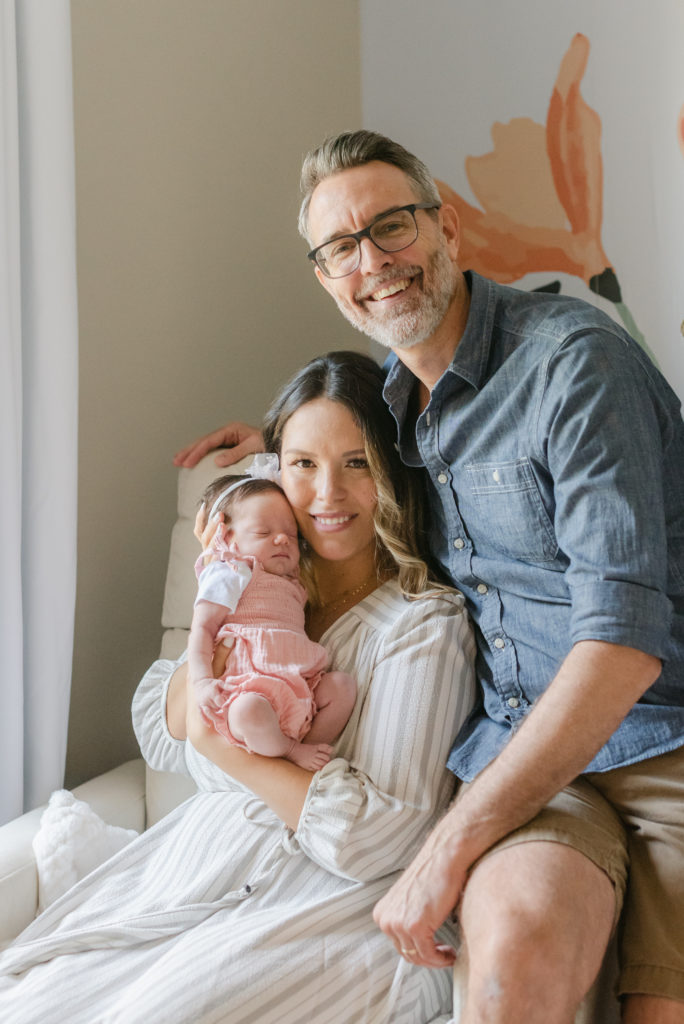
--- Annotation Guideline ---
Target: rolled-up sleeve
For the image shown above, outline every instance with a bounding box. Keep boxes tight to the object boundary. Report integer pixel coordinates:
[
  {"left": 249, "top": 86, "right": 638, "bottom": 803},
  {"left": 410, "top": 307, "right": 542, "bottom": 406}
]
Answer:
[
  {"left": 295, "top": 595, "right": 476, "bottom": 881},
  {"left": 540, "top": 330, "right": 674, "bottom": 657}
]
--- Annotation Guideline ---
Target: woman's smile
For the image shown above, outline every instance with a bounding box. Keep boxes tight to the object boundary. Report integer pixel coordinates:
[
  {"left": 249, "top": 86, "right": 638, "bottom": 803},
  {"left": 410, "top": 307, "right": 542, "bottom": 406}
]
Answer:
[{"left": 310, "top": 512, "right": 357, "bottom": 530}]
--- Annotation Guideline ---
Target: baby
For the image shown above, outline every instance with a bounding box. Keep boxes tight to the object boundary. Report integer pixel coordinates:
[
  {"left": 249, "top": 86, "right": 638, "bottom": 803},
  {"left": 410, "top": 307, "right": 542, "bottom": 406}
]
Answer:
[{"left": 188, "top": 464, "right": 357, "bottom": 771}]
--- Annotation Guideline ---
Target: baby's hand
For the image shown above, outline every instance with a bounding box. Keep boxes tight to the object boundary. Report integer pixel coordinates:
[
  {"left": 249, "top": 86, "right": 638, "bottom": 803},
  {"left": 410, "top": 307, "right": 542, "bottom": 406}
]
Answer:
[
  {"left": 211, "top": 642, "right": 231, "bottom": 678},
  {"left": 191, "top": 675, "right": 222, "bottom": 710}
]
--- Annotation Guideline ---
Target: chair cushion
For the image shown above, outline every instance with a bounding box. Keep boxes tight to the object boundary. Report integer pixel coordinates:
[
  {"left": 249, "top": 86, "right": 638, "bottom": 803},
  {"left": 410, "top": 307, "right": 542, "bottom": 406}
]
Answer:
[
  {"left": 153, "top": 454, "right": 255, "bottom": 826},
  {"left": 161, "top": 454, "right": 254, "bottom": 635}
]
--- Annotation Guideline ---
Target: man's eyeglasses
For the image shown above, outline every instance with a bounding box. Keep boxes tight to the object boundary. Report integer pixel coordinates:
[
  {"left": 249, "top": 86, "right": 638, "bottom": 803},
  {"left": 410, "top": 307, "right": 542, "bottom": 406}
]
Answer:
[{"left": 307, "top": 202, "right": 441, "bottom": 279}]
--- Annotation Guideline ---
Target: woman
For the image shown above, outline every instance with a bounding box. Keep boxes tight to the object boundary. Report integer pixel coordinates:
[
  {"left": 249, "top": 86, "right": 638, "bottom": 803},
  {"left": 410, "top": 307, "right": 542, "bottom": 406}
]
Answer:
[{"left": 0, "top": 352, "right": 475, "bottom": 1023}]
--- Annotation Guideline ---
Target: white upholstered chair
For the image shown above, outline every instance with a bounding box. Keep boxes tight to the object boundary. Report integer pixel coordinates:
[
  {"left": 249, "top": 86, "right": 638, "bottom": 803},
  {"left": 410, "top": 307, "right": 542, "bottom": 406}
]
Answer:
[{"left": 0, "top": 453, "right": 246, "bottom": 948}]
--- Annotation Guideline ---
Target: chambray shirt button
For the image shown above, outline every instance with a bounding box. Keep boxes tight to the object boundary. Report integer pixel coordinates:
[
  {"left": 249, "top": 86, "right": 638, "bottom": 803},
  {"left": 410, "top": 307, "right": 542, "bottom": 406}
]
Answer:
[
  {"left": 494, "top": 637, "right": 505, "bottom": 649},
  {"left": 507, "top": 697, "right": 520, "bottom": 709},
  {"left": 453, "top": 538, "right": 465, "bottom": 550},
  {"left": 438, "top": 473, "right": 448, "bottom": 484},
  {"left": 477, "top": 583, "right": 488, "bottom": 595},
  {"left": 492, "top": 469, "right": 501, "bottom": 482}
]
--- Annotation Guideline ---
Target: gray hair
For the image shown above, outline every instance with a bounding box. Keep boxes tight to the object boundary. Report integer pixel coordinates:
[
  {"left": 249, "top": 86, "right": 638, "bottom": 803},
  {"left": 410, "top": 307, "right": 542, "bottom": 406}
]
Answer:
[{"left": 298, "top": 130, "right": 441, "bottom": 244}]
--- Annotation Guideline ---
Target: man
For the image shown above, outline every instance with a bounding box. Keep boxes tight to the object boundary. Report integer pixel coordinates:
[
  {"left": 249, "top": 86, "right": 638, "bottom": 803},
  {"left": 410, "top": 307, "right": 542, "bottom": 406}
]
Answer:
[{"left": 175, "top": 131, "right": 684, "bottom": 1023}]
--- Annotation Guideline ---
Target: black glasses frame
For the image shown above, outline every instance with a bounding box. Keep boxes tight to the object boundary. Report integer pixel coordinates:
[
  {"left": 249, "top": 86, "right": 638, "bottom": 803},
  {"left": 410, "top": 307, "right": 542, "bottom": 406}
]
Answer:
[{"left": 307, "top": 202, "right": 441, "bottom": 278}]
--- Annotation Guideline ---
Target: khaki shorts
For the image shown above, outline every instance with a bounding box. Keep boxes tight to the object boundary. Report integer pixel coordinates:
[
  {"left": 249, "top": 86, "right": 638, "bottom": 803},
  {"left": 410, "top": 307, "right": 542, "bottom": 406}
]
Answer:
[{"left": 472, "top": 744, "right": 684, "bottom": 1002}]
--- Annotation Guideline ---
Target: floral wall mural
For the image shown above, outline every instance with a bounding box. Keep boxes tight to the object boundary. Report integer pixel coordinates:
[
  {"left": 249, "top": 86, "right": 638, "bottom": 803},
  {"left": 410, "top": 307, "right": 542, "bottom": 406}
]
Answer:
[
  {"left": 361, "top": 1, "right": 684, "bottom": 400},
  {"left": 434, "top": 34, "right": 650, "bottom": 361}
]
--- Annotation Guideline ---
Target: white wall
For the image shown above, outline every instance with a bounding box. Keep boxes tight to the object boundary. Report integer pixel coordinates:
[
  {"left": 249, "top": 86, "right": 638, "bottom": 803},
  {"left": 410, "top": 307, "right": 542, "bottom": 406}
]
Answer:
[
  {"left": 67, "top": 0, "right": 363, "bottom": 786},
  {"left": 361, "top": 0, "right": 684, "bottom": 400}
]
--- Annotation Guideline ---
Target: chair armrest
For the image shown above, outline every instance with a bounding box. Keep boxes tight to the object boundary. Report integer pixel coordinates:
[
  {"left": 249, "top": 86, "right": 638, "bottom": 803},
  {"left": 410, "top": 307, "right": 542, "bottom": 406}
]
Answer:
[
  {"left": 0, "top": 759, "right": 146, "bottom": 947},
  {"left": 71, "top": 758, "right": 146, "bottom": 833}
]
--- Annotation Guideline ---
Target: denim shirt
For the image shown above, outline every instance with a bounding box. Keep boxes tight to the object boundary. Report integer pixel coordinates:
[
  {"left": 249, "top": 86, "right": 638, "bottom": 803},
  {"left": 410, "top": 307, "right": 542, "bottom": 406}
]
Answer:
[{"left": 384, "top": 272, "right": 684, "bottom": 782}]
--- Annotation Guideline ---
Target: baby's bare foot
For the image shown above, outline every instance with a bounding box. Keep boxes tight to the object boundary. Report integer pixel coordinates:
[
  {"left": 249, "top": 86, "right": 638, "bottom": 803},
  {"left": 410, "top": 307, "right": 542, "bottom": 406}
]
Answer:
[{"left": 286, "top": 742, "right": 333, "bottom": 771}]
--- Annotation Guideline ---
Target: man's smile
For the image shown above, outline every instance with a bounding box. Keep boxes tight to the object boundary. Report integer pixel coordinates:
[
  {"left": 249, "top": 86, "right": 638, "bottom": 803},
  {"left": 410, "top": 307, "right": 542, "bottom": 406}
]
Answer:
[
  {"left": 369, "top": 278, "right": 412, "bottom": 301},
  {"left": 356, "top": 268, "right": 421, "bottom": 304}
]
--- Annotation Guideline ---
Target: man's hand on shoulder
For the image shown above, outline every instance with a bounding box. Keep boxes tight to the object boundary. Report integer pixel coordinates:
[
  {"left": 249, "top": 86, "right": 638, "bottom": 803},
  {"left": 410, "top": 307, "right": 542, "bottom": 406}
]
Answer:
[{"left": 173, "top": 422, "right": 264, "bottom": 468}]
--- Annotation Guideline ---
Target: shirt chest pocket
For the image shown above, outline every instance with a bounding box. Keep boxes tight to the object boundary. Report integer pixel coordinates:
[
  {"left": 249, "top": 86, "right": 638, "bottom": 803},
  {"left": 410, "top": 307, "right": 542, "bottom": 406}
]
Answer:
[{"left": 465, "top": 457, "right": 558, "bottom": 563}]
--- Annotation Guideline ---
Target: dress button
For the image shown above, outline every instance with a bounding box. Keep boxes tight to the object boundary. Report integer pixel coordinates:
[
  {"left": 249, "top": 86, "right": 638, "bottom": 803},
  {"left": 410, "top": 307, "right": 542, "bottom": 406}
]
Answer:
[
  {"left": 438, "top": 473, "right": 448, "bottom": 484},
  {"left": 477, "top": 583, "right": 488, "bottom": 595},
  {"left": 494, "top": 637, "right": 505, "bottom": 649},
  {"left": 453, "top": 538, "right": 465, "bottom": 550},
  {"left": 507, "top": 697, "right": 519, "bottom": 709}
]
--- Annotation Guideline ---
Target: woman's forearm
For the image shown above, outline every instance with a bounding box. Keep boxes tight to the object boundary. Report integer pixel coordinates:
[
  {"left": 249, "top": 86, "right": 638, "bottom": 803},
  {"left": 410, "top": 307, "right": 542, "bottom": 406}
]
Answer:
[
  {"left": 185, "top": 687, "right": 312, "bottom": 830},
  {"left": 166, "top": 661, "right": 312, "bottom": 827}
]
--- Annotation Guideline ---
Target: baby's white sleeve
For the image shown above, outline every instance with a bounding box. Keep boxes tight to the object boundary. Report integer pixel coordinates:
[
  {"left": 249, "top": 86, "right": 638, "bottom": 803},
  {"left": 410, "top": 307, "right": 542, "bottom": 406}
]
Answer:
[{"left": 194, "top": 559, "right": 252, "bottom": 612}]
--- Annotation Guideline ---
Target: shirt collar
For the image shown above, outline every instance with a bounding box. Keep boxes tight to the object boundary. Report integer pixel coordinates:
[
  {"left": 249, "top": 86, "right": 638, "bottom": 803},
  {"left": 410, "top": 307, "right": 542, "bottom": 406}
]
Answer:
[
  {"left": 384, "top": 271, "right": 498, "bottom": 408},
  {"left": 447, "top": 271, "right": 497, "bottom": 389}
]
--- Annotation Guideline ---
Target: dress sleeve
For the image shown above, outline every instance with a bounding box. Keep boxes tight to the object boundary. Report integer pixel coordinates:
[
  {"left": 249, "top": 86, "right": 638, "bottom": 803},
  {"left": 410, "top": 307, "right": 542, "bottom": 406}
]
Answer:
[
  {"left": 131, "top": 657, "right": 191, "bottom": 776},
  {"left": 295, "top": 594, "right": 476, "bottom": 882},
  {"left": 194, "top": 559, "right": 252, "bottom": 611}
]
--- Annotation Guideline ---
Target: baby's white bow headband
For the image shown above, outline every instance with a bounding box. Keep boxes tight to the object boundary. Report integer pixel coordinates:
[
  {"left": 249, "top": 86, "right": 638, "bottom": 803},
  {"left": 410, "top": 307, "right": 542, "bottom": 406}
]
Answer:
[{"left": 207, "top": 453, "right": 282, "bottom": 522}]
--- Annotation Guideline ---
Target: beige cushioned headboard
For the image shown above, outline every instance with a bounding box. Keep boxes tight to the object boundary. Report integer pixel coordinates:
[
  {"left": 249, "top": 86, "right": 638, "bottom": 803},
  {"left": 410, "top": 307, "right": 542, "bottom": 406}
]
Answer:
[
  {"left": 159, "top": 453, "right": 255, "bottom": 661},
  {"left": 146, "top": 453, "right": 255, "bottom": 825}
]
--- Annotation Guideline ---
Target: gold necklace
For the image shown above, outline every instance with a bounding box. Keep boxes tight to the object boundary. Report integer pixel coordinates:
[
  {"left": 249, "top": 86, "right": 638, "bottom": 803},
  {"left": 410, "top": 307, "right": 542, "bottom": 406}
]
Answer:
[{"left": 316, "top": 574, "right": 379, "bottom": 616}]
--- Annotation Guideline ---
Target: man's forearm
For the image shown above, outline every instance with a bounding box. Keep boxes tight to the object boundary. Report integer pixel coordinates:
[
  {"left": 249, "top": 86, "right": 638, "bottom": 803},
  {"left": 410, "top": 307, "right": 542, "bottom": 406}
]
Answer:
[
  {"left": 372, "top": 639, "right": 661, "bottom": 965},
  {"left": 432, "top": 639, "right": 661, "bottom": 866}
]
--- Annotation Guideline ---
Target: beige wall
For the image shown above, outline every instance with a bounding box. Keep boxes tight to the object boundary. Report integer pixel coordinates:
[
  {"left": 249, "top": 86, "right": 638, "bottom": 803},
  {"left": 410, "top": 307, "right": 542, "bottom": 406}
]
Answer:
[{"left": 66, "top": 0, "right": 363, "bottom": 787}]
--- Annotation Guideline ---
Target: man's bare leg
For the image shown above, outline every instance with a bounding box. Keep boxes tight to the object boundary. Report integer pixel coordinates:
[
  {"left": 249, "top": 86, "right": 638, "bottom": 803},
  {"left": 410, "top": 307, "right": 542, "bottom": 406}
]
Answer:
[
  {"left": 458, "top": 840, "right": 615, "bottom": 1024},
  {"left": 623, "top": 996, "right": 684, "bottom": 1023}
]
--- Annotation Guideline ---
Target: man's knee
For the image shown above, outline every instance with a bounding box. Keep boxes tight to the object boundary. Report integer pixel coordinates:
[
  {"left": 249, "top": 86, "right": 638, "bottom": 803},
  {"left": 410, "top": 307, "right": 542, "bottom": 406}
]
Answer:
[
  {"left": 459, "top": 842, "right": 615, "bottom": 1020},
  {"left": 460, "top": 905, "right": 593, "bottom": 1023},
  {"left": 463, "top": 888, "right": 569, "bottom": 976}
]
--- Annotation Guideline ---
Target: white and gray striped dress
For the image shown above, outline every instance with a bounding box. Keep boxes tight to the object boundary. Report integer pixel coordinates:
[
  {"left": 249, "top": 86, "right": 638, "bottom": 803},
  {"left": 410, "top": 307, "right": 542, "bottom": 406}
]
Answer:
[{"left": 0, "top": 581, "right": 475, "bottom": 1024}]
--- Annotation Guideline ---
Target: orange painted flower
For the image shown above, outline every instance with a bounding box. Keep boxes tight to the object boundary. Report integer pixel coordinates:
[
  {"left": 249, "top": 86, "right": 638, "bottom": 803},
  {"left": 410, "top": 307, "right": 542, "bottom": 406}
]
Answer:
[{"left": 437, "top": 34, "right": 618, "bottom": 299}]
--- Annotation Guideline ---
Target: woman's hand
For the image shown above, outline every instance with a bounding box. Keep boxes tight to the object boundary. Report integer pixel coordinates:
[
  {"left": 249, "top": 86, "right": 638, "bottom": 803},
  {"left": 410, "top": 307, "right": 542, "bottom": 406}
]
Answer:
[
  {"left": 173, "top": 422, "right": 264, "bottom": 469},
  {"left": 195, "top": 511, "right": 222, "bottom": 553}
]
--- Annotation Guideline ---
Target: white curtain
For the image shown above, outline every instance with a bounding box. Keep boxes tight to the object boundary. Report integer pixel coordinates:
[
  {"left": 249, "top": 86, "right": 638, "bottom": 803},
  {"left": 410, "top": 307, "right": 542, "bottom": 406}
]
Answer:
[{"left": 0, "top": 0, "right": 78, "bottom": 825}]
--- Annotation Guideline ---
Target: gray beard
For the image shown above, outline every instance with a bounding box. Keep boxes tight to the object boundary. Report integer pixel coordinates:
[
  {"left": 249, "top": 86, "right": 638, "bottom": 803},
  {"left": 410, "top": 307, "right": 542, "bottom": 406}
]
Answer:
[{"left": 338, "top": 247, "right": 458, "bottom": 351}]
